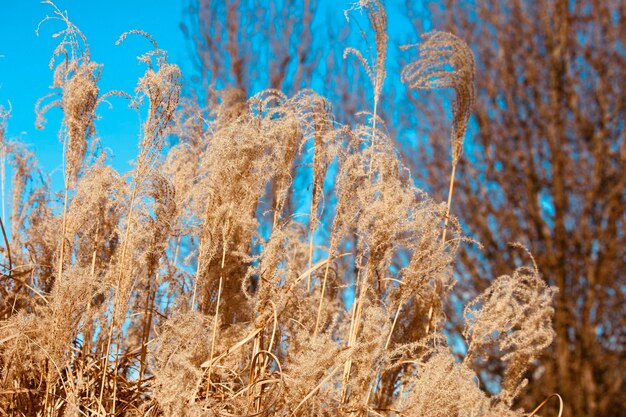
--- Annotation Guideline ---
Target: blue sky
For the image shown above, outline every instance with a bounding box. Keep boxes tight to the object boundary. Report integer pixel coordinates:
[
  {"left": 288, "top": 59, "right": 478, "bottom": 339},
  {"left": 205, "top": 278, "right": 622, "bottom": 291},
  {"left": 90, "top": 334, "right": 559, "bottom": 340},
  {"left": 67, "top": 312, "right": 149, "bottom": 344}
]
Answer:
[
  {"left": 0, "top": 0, "right": 189, "bottom": 182},
  {"left": 0, "top": 0, "right": 422, "bottom": 189}
]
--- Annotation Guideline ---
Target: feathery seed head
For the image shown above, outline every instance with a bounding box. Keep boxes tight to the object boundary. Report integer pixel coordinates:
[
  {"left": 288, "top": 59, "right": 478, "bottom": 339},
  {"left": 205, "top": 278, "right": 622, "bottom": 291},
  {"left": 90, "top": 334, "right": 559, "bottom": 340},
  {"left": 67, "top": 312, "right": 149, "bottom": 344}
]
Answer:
[{"left": 401, "top": 31, "right": 476, "bottom": 163}]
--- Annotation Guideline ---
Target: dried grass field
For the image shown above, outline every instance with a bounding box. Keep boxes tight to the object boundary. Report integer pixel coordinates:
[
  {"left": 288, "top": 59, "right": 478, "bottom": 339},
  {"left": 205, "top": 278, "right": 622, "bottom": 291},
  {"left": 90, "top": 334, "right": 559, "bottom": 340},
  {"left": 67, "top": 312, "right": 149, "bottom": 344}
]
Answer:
[{"left": 0, "top": 1, "right": 570, "bottom": 416}]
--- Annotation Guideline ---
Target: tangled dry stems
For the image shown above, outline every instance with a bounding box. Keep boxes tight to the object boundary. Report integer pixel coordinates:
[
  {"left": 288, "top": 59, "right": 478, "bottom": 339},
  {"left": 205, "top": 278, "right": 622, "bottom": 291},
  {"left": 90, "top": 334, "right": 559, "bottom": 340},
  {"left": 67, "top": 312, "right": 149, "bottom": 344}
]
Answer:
[{"left": 0, "top": 2, "right": 560, "bottom": 416}]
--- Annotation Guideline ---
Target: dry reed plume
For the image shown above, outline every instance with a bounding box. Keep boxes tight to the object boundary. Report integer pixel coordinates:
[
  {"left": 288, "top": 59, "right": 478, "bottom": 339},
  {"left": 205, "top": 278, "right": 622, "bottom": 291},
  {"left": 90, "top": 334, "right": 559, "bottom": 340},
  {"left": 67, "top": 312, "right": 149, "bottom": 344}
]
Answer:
[{"left": 0, "top": 2, "right": 561, "bottom": 416}]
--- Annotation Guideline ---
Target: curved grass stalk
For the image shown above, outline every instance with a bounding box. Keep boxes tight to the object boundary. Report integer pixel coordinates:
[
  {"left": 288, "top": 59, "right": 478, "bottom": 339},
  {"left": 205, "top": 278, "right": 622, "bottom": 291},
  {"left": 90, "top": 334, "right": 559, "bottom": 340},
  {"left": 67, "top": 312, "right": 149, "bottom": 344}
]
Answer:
[{"left": 528, "top": 393, "right": 564, "bottom": 417}]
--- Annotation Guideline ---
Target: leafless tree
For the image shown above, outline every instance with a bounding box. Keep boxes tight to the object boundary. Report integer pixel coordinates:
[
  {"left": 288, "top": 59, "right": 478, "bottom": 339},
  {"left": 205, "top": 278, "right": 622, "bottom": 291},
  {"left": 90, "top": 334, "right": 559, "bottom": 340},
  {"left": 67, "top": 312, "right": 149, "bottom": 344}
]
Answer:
[
  {"left": 181, "top": 0, "right": 374, "bottom": 117},
  {"left": 401, "top": 1, "right": 626, "bottom": 415}
]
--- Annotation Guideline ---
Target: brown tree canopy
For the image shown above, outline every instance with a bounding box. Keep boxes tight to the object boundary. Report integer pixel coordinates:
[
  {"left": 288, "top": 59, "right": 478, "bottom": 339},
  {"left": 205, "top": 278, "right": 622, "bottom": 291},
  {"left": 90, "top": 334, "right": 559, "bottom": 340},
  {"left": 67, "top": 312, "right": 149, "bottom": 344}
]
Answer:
[
  {"left": 186, "top": 1, "right": 626, "bottom": 415},
  {"left": 413, "top": 2, "right": 626, "bottom": 415}
]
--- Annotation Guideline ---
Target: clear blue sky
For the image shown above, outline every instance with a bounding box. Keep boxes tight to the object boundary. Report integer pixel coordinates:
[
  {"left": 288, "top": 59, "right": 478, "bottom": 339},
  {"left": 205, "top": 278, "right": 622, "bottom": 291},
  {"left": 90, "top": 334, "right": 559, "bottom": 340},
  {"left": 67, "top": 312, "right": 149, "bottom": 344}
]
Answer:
[{"left": 0, "top": 0, "right": 189, "bottom": 182}]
